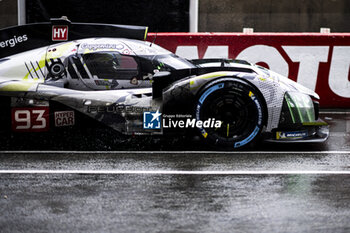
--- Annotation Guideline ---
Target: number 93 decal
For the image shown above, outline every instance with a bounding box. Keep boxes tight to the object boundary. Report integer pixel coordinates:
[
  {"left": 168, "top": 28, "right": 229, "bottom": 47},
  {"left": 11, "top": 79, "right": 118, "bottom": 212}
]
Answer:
[{"left": 11, "top": 107, "right": 50, "bottom": 132}]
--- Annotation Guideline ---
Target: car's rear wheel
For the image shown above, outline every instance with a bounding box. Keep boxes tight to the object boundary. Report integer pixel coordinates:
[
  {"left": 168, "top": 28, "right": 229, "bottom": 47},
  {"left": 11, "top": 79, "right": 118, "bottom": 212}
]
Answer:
[{"left": 195, "top": 78, "right": 266, "bottom": 149}]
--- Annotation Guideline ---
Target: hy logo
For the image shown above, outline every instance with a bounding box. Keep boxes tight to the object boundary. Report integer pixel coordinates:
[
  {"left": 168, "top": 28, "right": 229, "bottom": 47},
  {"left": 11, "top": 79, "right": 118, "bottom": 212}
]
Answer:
[
  {"left": 143, "top": 110, "right": 161, "bottom": 129},
  {"left": 52, "top": 25, "right": 68, "bottom": 41}
]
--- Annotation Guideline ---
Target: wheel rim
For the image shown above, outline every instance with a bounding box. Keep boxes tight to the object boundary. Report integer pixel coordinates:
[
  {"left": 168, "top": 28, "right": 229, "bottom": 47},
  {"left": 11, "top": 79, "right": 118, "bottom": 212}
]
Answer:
[
  {"left": 196, "top": 80, "right": 264, "bottom": 148},
  {"left": 200, "top": 89, "right": 258, "bottom": 141}
]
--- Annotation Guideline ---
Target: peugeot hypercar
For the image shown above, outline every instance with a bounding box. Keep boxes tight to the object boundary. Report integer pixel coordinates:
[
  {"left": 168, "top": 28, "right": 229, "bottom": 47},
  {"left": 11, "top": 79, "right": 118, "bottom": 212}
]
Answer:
[{"left": 0, "top": 18, "right": 329, "bottom": 149}]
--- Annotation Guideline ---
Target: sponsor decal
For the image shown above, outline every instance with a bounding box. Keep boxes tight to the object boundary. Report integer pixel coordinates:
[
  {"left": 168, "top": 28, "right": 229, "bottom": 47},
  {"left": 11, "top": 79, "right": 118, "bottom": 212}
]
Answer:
[
  {"left": 122, "top": 49, "right": 131, "bottom": 55},
  {"left": 94, "top": 80, "right": 112, "bottom": 86},
  {"left": 11, "top": 97, "right": 48, "bottom": 107},
  {"left": 11, "top": 107, "right": 49, "bottom": 132},
  {"left": 54, "top": 111, "right": 75, "bottom": 127},
  {"left": 93, "top": 79, "right": 119, "bottom": 88},
  {"left": 0, "top": 34, "right": 28, "bottom": 48},
  {"left": 276, "top": 130, "right": 308, "bottom": 140},
  {"left": 162, "top": 117, "right": 221, "bottom": 129},
  {"left": 80, "top": 43, "right": 124, "bottom": 51},
  {"left": 87, "top": 105, "right": 152, "bottom": 114},
  {"left": 144, "top": 111, "right": 222, "bottom": 130},
  {"left": 143, "top": 111, "right": 161, "bottom": 129},
  {"left": 52, "top": 25, "right": 68, "bottom": 41}
]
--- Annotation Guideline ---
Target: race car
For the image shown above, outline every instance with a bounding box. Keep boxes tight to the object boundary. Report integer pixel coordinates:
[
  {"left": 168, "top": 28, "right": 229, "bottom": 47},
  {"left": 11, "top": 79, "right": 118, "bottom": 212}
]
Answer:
[{"left": 0, "top": 18, "right": 329, "bottom": 149}]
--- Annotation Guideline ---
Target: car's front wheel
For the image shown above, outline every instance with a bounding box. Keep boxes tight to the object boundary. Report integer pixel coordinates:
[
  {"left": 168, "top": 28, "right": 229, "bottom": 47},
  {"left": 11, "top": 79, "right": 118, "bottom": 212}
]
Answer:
[{"left": 195, "top": 78, "right": 266, "bottom": 149}]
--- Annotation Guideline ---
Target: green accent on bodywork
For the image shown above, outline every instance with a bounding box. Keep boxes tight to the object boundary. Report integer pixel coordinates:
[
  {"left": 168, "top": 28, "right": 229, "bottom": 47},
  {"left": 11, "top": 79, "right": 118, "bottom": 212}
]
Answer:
[
  {"left": 23, "top": 58, "right": 46, "bottom": 80},
  {"left": 197, "top": 72, "right": 229, "bottom": 80},
  {"left": 23, "top": 72, "right": 30, "bottom": 80},
  {"left": 157, "top": 62, "right": 164, "bottom": 70},
  {"left": 0, "top": 82, "right": 37, "bottom": 91},
  {"left": 227, "top": 123, "right": 230, "bottom": 137},
  {"left": 284, "top": 92, "right": 315, "bottom": 124},
  {"left": 144, "top": 27, "right": 149, "bottom": 41},
  {"left": 303, "top": 121, "right": 328, "bottom": 126},
  {"left": 46, "top": 42, "right": 74, "bottom": 59},
  {"left": 189, "top": 72, "right": 230, "bottom": 90},
  {"left": 285, "top": 94, "right": 296, "bottom": 123},
  {"left": 305, "top": 100, "right": 314, "bottom": 122},
  {"left": 105, "top": 79, "right": 110, "bottom": 89},
  {"left": 297, "top": 106, "right": 305, "bottom": 122}
]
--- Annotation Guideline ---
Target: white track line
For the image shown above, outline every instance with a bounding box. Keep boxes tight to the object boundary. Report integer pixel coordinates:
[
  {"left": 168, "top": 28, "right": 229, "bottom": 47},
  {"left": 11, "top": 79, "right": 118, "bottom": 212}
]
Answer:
[
  {"left": 0, "top": 151, "right": 349, "bottom": 154},
  {"left": 0, "top": 170, "right": 350, "bottom": 175},
  {"left": 320, "top": 111, "right": 350, "bottom": 115}
]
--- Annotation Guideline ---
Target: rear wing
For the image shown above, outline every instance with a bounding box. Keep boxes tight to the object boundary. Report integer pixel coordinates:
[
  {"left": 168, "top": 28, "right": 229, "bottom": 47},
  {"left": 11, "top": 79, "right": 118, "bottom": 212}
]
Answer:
[{"left": 0, "top": 17, "right": 148, "bottom": 59}]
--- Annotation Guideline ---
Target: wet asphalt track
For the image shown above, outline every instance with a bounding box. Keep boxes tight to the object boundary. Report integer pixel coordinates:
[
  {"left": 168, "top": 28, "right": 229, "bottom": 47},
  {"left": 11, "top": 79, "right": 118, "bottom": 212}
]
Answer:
[{"left": 0, "top": 112, "right": 349, "bottom": 233}]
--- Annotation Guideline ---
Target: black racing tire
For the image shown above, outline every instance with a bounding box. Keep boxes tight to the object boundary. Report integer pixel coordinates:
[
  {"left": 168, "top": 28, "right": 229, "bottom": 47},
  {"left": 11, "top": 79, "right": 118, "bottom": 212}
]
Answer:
[{"left": 195, "top": 78, "right": 266, "bottom": 149}]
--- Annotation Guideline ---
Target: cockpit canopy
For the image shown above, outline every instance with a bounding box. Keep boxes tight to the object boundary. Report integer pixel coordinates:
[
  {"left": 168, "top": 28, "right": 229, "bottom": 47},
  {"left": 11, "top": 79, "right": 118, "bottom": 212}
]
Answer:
[
  {"left": 83, "top": 52, "right": 139, "bottom": 80},
  {"left": 57, "top": 38, "right": 195, "bottom": 90}
]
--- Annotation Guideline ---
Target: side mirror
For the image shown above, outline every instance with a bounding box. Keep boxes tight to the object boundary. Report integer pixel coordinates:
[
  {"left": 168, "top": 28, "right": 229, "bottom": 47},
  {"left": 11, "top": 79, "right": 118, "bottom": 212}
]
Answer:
[{"left": 153, "top": 71, "right": 171, "bottom": 78}]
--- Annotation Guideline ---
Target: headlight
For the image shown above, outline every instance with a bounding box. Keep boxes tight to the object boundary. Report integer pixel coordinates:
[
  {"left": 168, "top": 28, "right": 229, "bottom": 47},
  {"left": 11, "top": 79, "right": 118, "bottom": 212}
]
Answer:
[{"left": 280, "top": 92, "right": 315, "bottom": 125}]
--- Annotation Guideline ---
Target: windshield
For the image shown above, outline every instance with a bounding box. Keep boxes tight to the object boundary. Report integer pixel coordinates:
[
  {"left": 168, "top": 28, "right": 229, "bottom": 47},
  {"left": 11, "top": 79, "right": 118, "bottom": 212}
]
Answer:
[
  {"left": 83, "top": 52, "right": 139, "bottom": 79},
  {"left": 154, "top": 54, "right": 196, "bottom": 70}
]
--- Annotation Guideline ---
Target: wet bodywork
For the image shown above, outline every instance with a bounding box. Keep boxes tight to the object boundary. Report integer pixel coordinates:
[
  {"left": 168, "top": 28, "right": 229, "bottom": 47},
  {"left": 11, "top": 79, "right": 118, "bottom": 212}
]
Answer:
[{"left": 0, "top": 19, "right": 328, "bottom": 148}]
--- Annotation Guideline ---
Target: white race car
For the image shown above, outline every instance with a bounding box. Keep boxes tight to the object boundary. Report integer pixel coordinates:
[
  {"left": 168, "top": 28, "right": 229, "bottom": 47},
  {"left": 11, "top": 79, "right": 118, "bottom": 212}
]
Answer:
[{"left": 0, "top": 18, "right": 329, "bottom": 149}]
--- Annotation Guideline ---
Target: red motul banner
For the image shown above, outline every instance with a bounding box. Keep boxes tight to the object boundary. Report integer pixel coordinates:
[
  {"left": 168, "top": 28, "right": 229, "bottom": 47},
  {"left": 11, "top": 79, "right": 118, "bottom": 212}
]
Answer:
[{"left": 147, "top": 33, "right": 350, "bottom": 108}]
